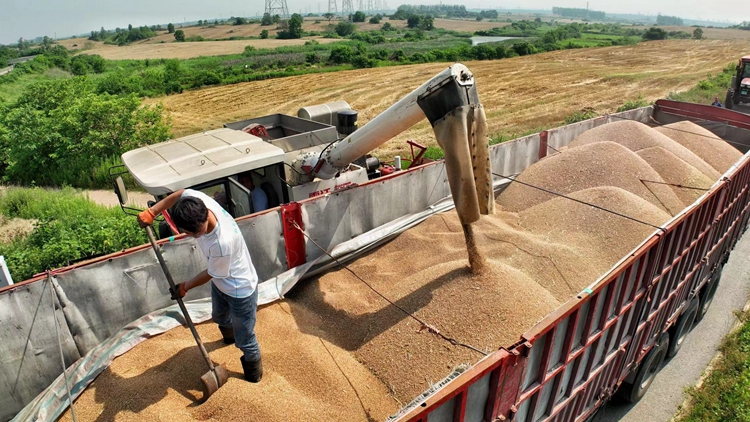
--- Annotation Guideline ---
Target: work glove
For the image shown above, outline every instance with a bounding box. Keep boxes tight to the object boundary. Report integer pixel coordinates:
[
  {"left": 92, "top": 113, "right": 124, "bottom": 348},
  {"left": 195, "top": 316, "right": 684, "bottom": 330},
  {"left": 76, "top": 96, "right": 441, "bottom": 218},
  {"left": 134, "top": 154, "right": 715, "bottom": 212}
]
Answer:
[
  {"left": 170, "top": 282, "right": 188, "bottom": 300},
  {"left": 137, "top": 208, "right": 157, "bottom": 228}
]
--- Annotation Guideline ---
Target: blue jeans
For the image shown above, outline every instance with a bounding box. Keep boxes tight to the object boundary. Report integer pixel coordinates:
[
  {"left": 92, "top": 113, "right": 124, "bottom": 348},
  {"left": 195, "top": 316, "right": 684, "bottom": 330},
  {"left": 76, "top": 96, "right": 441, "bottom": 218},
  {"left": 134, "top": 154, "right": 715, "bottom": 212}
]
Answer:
[{"left": 211, "top": 282, "right": 261, "bottom": 361}]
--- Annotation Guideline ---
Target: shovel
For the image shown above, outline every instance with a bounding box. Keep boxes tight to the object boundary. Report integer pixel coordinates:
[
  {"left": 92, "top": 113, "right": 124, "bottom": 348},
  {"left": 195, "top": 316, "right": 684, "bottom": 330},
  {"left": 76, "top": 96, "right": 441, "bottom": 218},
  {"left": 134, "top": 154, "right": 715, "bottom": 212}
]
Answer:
[{"left": 144, "top": 225, "right": 229, "bottom": 401}]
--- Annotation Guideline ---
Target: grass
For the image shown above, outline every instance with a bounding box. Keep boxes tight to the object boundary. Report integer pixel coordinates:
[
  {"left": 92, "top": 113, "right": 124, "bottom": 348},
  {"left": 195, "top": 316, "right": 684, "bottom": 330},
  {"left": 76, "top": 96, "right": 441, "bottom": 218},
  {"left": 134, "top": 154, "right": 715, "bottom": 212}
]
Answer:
[
  {"left": 668, "top": 63, "right": 735, "bottom": 105},
  {"left": 675, "top": 308, "right": 750, "bottom": 422},
  {"left": 0, "top": 68, "right": 72, "bottom": 103},
  {"left": 0, "top": 187, "right": 146, "bottom": 281}
]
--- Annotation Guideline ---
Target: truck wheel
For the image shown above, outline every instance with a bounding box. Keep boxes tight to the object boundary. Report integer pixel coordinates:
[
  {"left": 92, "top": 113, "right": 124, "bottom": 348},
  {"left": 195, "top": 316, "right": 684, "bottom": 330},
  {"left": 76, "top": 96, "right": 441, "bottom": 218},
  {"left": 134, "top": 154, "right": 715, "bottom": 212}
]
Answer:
[
  {"left": 666, "top": 298, "right": 699, "bottom": 358},
  {"left": 696, "top": 266, "right": 723, "bottom": 323},
  {"left": 726, "top": 91, "right": 734, "bottom": 110},
  {"left": 617, "top": 333, "right": 670, "bottom": 404}
]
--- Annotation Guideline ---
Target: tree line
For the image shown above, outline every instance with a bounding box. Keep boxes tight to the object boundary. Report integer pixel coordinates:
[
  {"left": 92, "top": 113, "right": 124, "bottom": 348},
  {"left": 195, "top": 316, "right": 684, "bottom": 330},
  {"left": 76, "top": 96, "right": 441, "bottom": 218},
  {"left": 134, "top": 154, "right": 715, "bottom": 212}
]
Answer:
[{"left": 552, "top": 7, "right": 606, "bottom": 20}]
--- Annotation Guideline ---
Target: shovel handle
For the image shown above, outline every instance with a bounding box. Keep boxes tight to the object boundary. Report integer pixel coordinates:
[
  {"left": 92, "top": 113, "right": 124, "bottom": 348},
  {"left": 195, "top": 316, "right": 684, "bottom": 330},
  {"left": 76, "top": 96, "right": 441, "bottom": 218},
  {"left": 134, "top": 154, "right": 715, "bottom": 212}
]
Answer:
[{"left": 145, "top": 225, "right": 216, "bottom": 373}]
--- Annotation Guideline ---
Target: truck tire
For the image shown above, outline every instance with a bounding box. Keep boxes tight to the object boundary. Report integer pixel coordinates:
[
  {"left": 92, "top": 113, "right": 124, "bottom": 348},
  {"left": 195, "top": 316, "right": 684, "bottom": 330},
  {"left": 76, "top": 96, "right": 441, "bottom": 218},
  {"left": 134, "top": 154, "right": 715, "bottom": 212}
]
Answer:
[
  {"left": 617, "top": 333, "right": 670, "bottom": 404},
  {"left": 666, "top": 297, "right": 699, "bottom": 358},
  {"left": 696, "top": 266, "right": 723, "bottom": 323},
  {"left": 726, "top": 91, "right": 734, "bottom": 110}
]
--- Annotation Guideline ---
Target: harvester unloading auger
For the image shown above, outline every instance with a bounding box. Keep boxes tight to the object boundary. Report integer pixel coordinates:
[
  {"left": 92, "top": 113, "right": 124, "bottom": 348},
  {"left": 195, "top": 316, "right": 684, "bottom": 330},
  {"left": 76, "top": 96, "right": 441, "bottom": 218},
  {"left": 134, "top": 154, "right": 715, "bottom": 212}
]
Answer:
[{"left": 291, "top": 63, "right": 495, "bottom": 271}]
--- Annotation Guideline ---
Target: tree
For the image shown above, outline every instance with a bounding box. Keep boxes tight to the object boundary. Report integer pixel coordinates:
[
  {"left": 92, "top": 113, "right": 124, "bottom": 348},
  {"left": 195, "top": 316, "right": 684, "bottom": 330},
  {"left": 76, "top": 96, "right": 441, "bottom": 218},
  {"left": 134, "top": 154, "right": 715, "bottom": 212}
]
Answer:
[
  {"left": 41, "top": 36, "right": 53, "bottom": 52},
  {"left": 128, "top": 24, "right": 133, "bottom": 31},
  {"left": 174, "top": 29, "right": 185, "bottom": 42},
  {"left": 420, "top": 15, "right": 434, "bottom": 30},
  {"left": 260, "top": 29, "right": 269, "bottom": 39},
  {"left": 234, "top": 17, "right": 247, "bottom": 25},
  {"left": 369, "top": 15, "right": 381, "bottom": 24},
  {"left": 693, "top": 27, "right": 703, "bottom": 39},
  {"left": 100, "top": 27, "right": 107, "bottom": 39},
  {"left": 407, "top": 15, "right": 421, "bottom": 28},
  {"left": 352, "top": 11, "right": 366, "bottom": 22},
  {"left": 329, "top": 45, "right": 354, "bottom": 64},
  {"left": 0, "top": 78, "right": 171, "bottom": 188},
  {"left": 168, "top": 23, "right": 175, "bottom": 33},
  {"left": 278, "top": 14, "right": 304, "bottom": 39},
  {"left": 323, "top": 12, "right": 335, "bottom": 22},
  {"left": 273, "top": 14, "right": 281, "bottom": 24},
  {"left": 261, "top": 13, "right": 274, "bottom": 25},
  {"left": 642, "top": 27, "right": 667, "bottom": 40},
  {"left": 198, "top": 20, "right": 203, "bottom": 25},
  {"left": 335, "top": 21, "right": 357, "bottom": 36},
  {"left": 382, "top": 22, "right": 395, "bottom": 31},
  {"left": 163, "top": 59, "right": 183, "bottom": 94}
]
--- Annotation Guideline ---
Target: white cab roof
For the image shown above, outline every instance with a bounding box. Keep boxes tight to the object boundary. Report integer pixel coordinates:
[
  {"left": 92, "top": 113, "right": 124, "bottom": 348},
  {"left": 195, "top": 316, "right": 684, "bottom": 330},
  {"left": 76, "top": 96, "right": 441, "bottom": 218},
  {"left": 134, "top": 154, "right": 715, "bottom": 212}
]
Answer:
[{"left": 123, "top": 128, "right": 285, "bottom": 195}]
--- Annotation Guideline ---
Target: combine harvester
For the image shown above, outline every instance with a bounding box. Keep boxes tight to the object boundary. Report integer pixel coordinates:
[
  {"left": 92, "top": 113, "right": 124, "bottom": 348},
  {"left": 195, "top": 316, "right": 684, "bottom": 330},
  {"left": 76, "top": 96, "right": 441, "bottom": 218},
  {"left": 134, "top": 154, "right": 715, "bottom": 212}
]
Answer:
[{"left": 3, "top": 64, "right": 750, "bottom": 422}]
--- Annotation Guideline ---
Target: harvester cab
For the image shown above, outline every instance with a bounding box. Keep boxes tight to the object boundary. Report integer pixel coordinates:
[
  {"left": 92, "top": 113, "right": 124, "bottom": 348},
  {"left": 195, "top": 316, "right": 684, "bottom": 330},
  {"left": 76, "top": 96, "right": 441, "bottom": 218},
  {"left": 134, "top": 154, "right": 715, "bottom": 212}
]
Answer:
[{"left": 725, "top": 56, "right": 750, "bottom": 110}]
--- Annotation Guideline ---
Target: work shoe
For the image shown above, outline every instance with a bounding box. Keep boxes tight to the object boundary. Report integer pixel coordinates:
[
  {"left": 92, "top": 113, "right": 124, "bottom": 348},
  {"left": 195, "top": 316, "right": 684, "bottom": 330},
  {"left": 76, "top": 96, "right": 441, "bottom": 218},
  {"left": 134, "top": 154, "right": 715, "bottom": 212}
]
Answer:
[
  {"left": 219, "top": 326, "right": 234, "bottom": 345},
  {"left": 240, "top": 356, "right": 263, "bottom": 383}
]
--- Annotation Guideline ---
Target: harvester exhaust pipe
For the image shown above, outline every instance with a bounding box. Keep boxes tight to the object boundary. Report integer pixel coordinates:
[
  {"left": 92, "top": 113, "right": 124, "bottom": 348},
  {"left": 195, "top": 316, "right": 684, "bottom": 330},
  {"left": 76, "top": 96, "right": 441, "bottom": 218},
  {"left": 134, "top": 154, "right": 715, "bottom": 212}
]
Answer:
[{"left": 144, "top": 226, "right": 229, "bottom": 400}]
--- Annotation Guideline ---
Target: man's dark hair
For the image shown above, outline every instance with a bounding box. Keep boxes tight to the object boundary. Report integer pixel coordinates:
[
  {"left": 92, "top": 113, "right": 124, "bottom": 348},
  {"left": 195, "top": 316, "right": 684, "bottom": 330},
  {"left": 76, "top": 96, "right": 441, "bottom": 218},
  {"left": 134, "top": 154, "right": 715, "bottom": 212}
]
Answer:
[{"left": 171, "top": 196, "right": 208, "bottom": 233}]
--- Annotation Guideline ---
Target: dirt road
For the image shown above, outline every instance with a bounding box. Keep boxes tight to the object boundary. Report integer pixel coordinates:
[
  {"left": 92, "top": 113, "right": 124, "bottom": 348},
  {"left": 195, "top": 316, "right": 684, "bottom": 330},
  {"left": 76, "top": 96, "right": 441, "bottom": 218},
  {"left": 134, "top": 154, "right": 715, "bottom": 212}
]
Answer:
[{"left": 146, "top": 39, "right": 750, "bottom": 160}]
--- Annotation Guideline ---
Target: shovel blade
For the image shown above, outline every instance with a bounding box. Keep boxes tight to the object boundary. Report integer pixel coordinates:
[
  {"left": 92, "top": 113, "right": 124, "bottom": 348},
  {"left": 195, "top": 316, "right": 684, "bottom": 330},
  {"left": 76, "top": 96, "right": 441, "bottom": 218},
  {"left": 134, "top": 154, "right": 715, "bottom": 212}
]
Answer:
[{"left": 200, "top": 364, "right": 229, "bottom": 401}]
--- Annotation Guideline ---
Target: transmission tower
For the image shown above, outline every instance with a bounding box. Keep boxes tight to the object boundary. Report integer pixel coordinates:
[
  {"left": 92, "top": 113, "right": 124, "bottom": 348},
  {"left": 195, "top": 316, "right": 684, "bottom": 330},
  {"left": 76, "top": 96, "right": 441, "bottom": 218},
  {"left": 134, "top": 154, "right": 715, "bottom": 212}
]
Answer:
[
  {"left": 367, "top": 0, "right": 374, "bottom": 12},
  {"left": 357, "top": 0, "right": 365, "bottom": 12},
  {"left": 265, "top": 0, "right": 289, "bottom": 18},
  {"left": 342, "top": 0, "right": 354, "bottom": 15},
  {"left": 328, "top": 0, "right": 338, "bottom": 14}
]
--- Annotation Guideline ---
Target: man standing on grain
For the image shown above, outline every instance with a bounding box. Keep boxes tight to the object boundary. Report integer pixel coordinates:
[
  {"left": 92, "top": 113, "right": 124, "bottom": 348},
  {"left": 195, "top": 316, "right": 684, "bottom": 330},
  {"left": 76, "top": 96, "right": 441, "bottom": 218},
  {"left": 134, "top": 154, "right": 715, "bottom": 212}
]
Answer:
[{"left": 138, "top": 188, "right": 263, "bottom": 383}]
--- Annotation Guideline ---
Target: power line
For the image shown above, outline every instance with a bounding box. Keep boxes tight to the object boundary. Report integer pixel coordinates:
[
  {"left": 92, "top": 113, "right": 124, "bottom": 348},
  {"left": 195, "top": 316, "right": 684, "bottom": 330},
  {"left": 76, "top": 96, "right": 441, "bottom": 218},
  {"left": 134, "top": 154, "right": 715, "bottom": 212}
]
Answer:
[{"left": 290, "top": 221, "right": 488, "bottom": 356}]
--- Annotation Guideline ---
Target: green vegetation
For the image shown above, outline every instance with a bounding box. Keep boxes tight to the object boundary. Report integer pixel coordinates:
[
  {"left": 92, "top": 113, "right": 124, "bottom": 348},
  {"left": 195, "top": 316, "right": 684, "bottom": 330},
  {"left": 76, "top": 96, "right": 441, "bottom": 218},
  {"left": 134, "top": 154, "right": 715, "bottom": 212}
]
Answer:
[
  {"left": 553, "top": 7, "right": 606, "bottom": 20},
  {"left": 352, "top": 11, "right": 367, "bottom": 23},
  {"left": 676, "top": 308, "right": 750, "bottom": 422},
  {"left": 0, "top": 187, "right": 147, "bottom": 281},
  {"left": 277, "top": 14, "right": 304, "bottom": 39},
  {"left": 0, "top": 77, "right": 171, "bottom": 187},
  {"left": 656, "top": 14, "right": 684, "bottom": 26},
  {"left": 617, "top": 94, "right": 649, "bottom": 112},
  {"left": 564, "top": 108, "right": 598, "bottom": 124},
  {"left": 88, "top": 25, "right": 158, "bottom": 46},
  {"left": 668, "top": 63, "right": 735, "bottom": 105}
]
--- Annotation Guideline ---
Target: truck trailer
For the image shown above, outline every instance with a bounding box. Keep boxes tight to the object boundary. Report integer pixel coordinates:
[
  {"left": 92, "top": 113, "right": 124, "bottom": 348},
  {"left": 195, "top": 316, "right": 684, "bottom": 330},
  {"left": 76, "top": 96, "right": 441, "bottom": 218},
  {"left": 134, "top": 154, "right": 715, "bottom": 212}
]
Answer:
[{"left": 2, "top": 69, "right": 750, "bottom": 421}]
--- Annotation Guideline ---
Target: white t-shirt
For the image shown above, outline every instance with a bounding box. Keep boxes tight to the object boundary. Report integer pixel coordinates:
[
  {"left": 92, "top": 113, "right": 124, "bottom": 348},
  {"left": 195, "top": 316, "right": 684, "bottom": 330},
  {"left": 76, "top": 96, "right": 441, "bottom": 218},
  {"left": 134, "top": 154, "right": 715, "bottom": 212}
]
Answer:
[{"left": 181, "top": 189, "right": 258, "bottom": 298}]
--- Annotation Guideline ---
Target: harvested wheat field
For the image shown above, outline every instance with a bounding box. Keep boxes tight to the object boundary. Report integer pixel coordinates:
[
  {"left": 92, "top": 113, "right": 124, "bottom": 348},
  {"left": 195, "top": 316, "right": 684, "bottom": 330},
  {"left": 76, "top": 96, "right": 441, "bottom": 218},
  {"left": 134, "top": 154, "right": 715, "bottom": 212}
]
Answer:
[
  {"left": 72, "top": 38, "right": 342, "bottom": 60},
  {"left": 145, "top": 39, "right": 749, "bottom": 161},
  {"left": 61, "top": 120, "right": 737, "bottom": 420}
]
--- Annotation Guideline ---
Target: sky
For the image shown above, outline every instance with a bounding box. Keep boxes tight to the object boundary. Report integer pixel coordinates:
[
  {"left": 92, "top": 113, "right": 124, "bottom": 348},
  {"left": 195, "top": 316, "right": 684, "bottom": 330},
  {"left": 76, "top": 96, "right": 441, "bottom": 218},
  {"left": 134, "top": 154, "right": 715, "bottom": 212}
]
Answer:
[{"left": 0, "top": 0, "right": 743, "bottom": 44}]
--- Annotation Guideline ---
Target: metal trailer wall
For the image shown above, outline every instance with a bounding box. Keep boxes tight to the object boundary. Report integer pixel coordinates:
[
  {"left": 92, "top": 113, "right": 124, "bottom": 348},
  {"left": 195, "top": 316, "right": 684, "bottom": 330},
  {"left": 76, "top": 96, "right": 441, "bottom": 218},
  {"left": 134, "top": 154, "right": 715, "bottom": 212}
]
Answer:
[
  {"left": 392, "top": 105, "right": 750, "bottom": 422},
  {"left": 0, "top": 106, "right": 661, "bottom": 421}
]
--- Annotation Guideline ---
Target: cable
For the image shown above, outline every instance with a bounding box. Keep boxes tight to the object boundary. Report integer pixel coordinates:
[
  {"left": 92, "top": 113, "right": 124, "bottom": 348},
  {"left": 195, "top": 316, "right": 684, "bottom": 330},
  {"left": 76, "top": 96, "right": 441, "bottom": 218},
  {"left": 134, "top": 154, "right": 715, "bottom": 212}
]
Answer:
[
  {"left": 639, "top": 179, "right": 673, "bottom": 217},
  {"left": 11, "top": 277, "right": 48, "bottom": 399},
  {"left": 48, "top": 273, "right": 77, "bottom": 422},
  {"left": 283, "top": 161, "right": 307, "bottom": 176},
  {"left": 639, "top": 178, "right": 710, "bottom": 191},
  {"left": 290, "top": 221, "right": 488, "bottom": 356},
  {"left": 317, "top": 337, "right": 373, "bottom": 420},
  {"left": 493, "top": 172, "right": 665, "bottom": 231}
]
